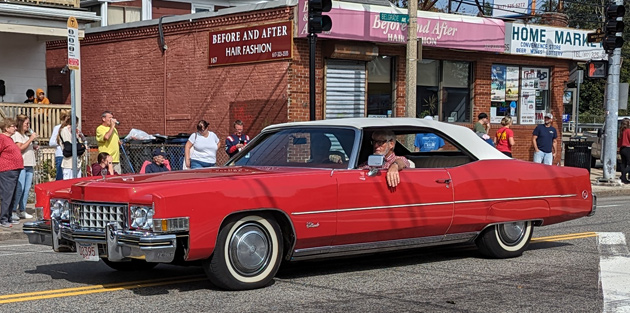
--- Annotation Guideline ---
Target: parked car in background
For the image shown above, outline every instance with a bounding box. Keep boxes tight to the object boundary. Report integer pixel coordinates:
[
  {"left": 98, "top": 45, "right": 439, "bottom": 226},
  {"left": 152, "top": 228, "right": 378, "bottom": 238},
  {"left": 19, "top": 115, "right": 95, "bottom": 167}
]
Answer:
[
  {"left": 590, "top": 116, "right": 629, "bottom": 169},
  {"left": 24, "top": 118, "right": 596, "bottom": 290}
]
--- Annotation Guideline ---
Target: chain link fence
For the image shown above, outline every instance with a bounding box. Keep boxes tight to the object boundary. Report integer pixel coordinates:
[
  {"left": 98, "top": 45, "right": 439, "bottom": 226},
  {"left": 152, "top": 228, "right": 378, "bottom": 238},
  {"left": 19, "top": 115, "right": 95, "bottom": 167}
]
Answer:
[{"left": 34, "top": 141, "right": 232, "bottom": 183}]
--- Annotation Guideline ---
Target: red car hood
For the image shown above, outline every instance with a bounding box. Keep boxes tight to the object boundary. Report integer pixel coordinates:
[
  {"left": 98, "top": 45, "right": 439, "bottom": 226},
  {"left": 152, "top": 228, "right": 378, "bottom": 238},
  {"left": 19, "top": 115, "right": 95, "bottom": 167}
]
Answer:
[
  {"left": 95, "top": 166, "right": 321, "bottom": 184},
  {"left": 54, "top": 166, "right": 325, "bottom": 204}
]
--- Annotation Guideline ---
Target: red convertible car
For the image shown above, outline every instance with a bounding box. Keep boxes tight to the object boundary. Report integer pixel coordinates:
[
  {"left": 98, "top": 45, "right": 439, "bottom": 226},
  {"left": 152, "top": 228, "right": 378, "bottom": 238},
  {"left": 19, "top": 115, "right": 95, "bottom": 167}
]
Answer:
[{"left": 24, "top": 118, "right": 596, "bottom": 290}]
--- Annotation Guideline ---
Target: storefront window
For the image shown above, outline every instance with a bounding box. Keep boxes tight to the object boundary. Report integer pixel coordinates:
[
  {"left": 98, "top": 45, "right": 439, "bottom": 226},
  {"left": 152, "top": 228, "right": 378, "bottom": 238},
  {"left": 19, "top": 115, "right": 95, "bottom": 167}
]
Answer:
[
  {"left": 417, "top": 59, "right": 472, "bottom": 122},
  {"left": 490, "top": 65, "right": 550, "bottom": 125},
  {"left": 367, "top": 57, "right": 394, "bottom": 117}
]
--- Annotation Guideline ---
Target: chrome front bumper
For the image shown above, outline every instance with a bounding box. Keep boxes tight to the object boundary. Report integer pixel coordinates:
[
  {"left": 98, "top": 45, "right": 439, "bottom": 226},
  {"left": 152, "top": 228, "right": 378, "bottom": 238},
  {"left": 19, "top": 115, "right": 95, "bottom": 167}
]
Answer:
[{"left": 23, "top": 219, "right": 181, "bottom": 263}]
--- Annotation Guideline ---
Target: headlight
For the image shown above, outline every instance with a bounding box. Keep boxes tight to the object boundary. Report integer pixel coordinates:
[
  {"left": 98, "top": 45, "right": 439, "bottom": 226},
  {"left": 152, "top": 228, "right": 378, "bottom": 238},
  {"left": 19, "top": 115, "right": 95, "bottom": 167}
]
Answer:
[
  {"left": 130, "top": 205, "right": 154, "bottom": 230},
  {"left": 60, "top": 201, "right": 71, "bottom": 220},
  {"left": 50, "top": 199, "right": 68, "bottom": 219}
]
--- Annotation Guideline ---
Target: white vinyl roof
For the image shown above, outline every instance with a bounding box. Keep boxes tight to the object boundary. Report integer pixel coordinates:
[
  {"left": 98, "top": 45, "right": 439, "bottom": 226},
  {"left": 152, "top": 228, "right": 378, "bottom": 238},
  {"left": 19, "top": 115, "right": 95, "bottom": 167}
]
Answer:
[{"left": 263, "top": 118, "right": 511, "bottom": 161}]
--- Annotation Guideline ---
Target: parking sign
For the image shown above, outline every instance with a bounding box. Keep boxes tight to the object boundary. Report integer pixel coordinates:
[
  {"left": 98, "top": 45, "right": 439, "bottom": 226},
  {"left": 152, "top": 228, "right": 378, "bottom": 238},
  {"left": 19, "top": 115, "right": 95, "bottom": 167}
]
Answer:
[{"left": 67, "top": 17, "right": 80, "bottom": 70}]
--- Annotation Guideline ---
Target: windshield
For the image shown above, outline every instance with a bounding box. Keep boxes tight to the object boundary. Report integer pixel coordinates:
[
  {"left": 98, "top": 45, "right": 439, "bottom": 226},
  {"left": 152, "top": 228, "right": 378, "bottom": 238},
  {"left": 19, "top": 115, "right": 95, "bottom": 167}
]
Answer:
[{"left": 232, "top": 128, "right": 356, "bottom": 168}]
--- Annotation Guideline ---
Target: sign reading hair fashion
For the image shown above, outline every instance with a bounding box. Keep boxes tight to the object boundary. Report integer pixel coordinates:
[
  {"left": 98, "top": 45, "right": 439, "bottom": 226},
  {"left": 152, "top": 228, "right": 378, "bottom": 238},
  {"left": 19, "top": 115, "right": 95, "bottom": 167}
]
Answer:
[
  {"left": 67, "top": 16, "right": 80, "bottom": 70},
  {"left": 208, "top": 21, "right": 293, "bottom": 66}
]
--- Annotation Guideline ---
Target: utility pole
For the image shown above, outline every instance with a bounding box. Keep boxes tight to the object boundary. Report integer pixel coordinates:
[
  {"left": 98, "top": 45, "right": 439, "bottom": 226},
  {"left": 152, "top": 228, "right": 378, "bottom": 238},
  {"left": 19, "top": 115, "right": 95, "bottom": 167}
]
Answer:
[
  {"left": 405, "top": 0, "right": 417, "bottom": 118},
  {"left": 600, "top": 0, "right": 625, "bottom": 184}
]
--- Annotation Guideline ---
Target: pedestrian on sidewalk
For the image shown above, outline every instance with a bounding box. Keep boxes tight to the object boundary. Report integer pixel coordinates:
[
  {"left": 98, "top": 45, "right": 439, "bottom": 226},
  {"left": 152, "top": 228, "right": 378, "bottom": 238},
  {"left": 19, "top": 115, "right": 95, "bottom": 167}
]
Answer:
[
  {"left": 185, "top": 120, "right": 220, "bottom": 169},
  {"left": 494, "top": 116, "right": 515, "bottom": 157},
  {"left": 474, "top": 112, "right": 494, "bottom": 147},
  {"left": 619, "top": 118, "right": 630, "bottom": 183},
  {"left": 59, "top": 116, "right": 86, "bottom": 179},
  {"left": 96, "top": 111, "right": 121, "bottom": 174},
  {"left": 0, "top": 118, "right": 23, "bottom": 227},
  {"left": 532, "top": 113, "right": 558, "bottom": 165},
  {"left": 49, "top": 109, "right": 70, "bottom": 181},
  {"left": 10, "top": 114, "right": 36, "bottom": 220},
  {"left": 225, "top": 120, "right": 249, "bottom": 158}
]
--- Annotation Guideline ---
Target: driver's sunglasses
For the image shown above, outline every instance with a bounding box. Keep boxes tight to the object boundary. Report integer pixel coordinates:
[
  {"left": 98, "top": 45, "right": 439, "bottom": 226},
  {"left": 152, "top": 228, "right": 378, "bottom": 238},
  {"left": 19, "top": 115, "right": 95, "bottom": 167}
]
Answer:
[{"left": 371, "top": 139, "right": 391, "bottom": 146}]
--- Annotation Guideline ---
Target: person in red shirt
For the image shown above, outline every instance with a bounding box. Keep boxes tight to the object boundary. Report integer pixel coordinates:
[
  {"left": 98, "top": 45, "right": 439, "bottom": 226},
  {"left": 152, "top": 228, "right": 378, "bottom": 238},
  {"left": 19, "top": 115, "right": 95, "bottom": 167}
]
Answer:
[
  {"left": 0, "top": 118, "right": 24, "bottom": 227},
  {"left": 494, "top": 116, "right": 515, "bottom": 157},
  {"left": 618, "top": 118, "right": 630, "bottom": 183}
]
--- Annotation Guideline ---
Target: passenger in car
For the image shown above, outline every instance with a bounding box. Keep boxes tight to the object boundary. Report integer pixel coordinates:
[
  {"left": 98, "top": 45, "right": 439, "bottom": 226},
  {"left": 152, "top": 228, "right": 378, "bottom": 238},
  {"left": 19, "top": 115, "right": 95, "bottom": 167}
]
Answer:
[{"left": 361, "top": 130, "right": 410, "bottom": 188}]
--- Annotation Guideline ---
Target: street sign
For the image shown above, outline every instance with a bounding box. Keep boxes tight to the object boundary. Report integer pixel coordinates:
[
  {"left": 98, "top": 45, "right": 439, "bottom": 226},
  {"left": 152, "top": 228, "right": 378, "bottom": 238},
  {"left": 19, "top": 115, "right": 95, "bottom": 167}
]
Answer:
[
  {"left": 67, "top": 16, "right": 80, "bottom": 70},
  {"left": 379, "top": 13, "right": 409, "bottom": 24},
  {"left": 587, "top": 28, "right": 605, "bottom": 43}
]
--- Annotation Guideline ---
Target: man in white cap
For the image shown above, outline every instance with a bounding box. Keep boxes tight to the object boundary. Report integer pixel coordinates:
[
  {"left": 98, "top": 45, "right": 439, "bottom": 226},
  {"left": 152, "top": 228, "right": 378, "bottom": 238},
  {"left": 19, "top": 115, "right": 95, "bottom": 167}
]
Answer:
[{"left": 532, "top": 113, "right": 558, "bottom": 165}]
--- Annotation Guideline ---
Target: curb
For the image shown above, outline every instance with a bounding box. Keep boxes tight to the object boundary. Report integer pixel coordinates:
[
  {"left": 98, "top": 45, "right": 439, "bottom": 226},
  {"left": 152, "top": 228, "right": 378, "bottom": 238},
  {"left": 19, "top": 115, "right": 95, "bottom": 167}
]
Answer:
[{"left": 0, "top": 230, "right": 27, "bottom": 241}]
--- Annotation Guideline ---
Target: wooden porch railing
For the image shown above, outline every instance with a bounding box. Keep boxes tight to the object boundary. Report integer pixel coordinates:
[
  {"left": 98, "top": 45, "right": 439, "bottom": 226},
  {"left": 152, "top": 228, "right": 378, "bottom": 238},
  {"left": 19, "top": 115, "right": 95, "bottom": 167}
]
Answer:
[
  {"left": 10, "top": 0, "right": 79, "bottom": 8},
  {"left": 0, "top": 103, "right": 72, "bottom": 144}
]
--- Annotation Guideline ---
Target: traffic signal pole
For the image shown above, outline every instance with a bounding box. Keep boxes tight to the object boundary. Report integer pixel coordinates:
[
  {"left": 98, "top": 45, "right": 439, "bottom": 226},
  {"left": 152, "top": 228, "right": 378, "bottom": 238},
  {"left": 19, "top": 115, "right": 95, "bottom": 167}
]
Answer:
[{"left": 600, "top": 0, "right": 625, "bottom": 184}]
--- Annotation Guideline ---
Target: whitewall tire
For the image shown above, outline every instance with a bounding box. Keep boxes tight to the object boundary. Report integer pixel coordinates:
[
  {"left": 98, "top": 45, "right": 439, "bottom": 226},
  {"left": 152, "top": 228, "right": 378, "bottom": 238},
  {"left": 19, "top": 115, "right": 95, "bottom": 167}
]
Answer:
[
  {"left": 204, "top": 214, "right": 283, "bottom": 290},
  {"left": 476, "top": 221, "right": 533, "bottom": 258}
]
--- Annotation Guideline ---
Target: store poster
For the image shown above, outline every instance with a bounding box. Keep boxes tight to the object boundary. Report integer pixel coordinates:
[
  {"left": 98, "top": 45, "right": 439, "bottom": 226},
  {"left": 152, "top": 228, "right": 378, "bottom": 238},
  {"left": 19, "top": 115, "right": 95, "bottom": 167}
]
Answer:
[
  {"left": 520, "top": 89, "right": 536, "bottom": 124},
  {"left": 491, "top": 65, "right": 506, "bottom": 102},
  {"left": 521, "top": 67, "right": 549, "bottom": 90},
  {"left": 505, "top": 66, "right": 520, "bottom": 101}
]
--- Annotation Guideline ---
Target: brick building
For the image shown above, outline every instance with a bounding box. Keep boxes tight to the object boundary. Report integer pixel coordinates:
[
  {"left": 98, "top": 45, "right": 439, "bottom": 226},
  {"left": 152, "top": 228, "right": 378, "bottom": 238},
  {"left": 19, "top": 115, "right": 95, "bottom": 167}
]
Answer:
[{"left": 45, "top": 0, "right": 605, "bottom": 163}]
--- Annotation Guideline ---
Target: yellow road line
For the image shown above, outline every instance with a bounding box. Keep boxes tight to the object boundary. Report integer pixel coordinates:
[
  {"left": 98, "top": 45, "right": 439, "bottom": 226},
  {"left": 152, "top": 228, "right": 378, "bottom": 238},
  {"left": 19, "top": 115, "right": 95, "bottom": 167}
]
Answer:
[
  {"left": 0, "top": 275, "right": 207, "bottom": 304},
  {"left": 531, "top": 232, "right": 598, "bottom": 242},
  {"left": 0, "top": 231, "right": 600, "bottom": 303}
]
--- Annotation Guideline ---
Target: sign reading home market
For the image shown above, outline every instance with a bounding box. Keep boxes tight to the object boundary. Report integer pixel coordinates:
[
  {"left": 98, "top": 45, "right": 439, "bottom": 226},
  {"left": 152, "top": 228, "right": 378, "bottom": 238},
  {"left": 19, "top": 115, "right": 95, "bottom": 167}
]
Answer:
[
  {"left": 505, "top": 23, "right": 606, "bottom": 61},
  {"left": 209, "top": 21, "right": 292, "bottom": 66}
]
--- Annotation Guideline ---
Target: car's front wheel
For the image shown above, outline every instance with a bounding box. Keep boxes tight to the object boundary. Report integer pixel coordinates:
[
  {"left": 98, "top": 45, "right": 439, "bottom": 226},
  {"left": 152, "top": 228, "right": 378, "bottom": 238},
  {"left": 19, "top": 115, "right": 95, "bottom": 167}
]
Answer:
[
  {"left": 204, "top": 214, "right": 283, "bottom": 290},
  {"left": 476, "top": 221, "right": 533, "bottom": 258}
]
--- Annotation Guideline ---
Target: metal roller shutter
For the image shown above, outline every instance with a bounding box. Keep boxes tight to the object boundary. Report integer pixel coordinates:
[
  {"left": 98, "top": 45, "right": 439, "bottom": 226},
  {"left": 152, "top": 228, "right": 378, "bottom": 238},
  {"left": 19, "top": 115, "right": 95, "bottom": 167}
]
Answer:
[{"left": 325, "top": 60, "right": 366, "bottom": 119}]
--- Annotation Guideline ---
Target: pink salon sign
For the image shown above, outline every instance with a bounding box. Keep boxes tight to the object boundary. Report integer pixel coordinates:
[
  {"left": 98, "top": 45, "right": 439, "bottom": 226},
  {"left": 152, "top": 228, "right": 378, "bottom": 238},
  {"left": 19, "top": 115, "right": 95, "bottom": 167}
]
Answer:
[{"left": 296, "top": 1, "right": 505, "bottom": 53}]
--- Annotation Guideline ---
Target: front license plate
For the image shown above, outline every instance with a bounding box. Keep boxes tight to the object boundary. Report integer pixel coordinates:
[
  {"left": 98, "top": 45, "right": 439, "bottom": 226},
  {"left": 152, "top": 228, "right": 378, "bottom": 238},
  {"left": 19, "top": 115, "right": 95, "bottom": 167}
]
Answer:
[{"left": 77, "top": 242, "right": 99, "bottom": 261}]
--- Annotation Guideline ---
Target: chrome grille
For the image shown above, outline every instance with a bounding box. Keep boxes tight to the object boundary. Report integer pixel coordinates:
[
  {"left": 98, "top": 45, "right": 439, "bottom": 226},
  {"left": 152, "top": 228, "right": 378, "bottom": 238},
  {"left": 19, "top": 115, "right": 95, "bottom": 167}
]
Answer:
[{"left": 70, "top": 202, "right": 127, "bottom": 232}]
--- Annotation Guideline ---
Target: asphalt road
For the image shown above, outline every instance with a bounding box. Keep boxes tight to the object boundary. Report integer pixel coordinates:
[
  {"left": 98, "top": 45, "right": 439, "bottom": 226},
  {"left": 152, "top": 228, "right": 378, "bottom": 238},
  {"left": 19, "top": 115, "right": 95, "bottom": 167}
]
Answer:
[{"left": 0, "top": 196, "right": 627, "bottom": 313}]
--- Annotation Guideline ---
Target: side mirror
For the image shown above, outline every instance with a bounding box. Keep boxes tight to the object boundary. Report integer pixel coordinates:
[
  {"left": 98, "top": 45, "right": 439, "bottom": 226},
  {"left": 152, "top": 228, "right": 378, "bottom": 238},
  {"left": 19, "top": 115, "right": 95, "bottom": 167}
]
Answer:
[
  {"left": 366, "top": 155, "right": 384, "bottom": 177},
  {"left": 367, "top": 155, "right": 384, "bottom": 167}
]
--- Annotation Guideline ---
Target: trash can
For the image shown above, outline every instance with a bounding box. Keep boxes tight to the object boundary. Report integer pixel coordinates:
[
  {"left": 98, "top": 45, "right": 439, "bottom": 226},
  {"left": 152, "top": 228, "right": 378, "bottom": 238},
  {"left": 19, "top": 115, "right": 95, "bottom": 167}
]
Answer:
[
  {"left": 564, "top": 137, "right": 592, "bottom": 173},
  {"left": 165, "top": 133, "right": 190, "bottom": 171}
]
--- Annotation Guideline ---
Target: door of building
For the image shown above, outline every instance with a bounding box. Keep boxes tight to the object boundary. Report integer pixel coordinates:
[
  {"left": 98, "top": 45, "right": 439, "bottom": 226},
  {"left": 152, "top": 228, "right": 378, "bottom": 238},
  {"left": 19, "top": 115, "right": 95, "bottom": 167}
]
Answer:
[{"left": 325, "top": 60, "right": 366, "bottom": 119}]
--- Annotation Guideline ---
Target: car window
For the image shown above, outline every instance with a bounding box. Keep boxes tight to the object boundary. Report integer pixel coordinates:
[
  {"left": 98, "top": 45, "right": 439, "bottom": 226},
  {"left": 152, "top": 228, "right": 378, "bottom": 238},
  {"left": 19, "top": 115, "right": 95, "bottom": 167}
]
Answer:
[
  {"left": 232, "top": 128, "right": 355, "bottom": 168},
  {"left": 396, "top": 133, "right": 460, "bottom": 153}
]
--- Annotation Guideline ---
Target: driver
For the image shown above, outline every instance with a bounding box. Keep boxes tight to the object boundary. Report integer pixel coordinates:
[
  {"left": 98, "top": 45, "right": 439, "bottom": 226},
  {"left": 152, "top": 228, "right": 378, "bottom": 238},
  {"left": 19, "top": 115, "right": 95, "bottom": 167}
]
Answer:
[
  {"left": 361, "top": 130, "right": 409, "bottom": 188},
  {"left": 310, "top": 133, "right": 342, "bottom": 164}
]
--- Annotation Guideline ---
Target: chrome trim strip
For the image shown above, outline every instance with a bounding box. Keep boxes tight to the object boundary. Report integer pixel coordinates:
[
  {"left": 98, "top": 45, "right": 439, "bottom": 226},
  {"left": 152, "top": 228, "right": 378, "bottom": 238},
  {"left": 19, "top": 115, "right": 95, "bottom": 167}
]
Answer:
[
  {"left": 291, "top": 232, "right": 478, "bottom": 261},
  {"left": 291, "top": 194, "right": 577, "bottom": 216}
]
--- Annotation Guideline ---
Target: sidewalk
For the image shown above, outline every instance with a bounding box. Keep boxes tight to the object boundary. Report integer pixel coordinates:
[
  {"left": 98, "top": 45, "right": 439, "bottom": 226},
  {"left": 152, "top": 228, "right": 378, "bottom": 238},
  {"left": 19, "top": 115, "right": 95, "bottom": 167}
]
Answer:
[{"left": 1, "top": 168, "right": 627, "bottom": 242}]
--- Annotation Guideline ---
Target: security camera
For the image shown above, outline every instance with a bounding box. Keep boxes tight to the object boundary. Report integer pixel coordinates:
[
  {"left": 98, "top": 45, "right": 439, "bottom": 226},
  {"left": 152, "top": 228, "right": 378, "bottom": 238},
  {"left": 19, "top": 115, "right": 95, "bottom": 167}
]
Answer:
[{"left": 60, "top": 65, "right": 69, "bottom": 74}]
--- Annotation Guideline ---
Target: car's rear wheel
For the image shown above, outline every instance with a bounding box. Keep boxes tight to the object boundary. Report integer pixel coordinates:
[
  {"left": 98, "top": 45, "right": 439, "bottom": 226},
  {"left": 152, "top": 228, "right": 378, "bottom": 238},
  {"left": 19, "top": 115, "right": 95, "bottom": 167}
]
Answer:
[
  {"left": 476, "top": 221, "right": 533, "bottom": 258},
  {"left": 101, "top": 258, "right": 158, "bottom": 271},
  {"left": 204, "top": 214, "right": 283, "bottom": 290}
]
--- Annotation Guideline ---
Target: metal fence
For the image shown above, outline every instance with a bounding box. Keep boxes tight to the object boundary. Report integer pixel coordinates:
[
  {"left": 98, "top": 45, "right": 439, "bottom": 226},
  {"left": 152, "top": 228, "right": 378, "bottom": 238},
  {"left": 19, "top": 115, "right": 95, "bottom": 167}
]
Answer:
[
  {"left": 34, "top": 142, "right": 232, "bottom": 183},
  {"left": 34, "top": 146, "right": 91, "bottom": 184},
  {"left": 119, "top": 143, "right": 230, "bottom": 173}
]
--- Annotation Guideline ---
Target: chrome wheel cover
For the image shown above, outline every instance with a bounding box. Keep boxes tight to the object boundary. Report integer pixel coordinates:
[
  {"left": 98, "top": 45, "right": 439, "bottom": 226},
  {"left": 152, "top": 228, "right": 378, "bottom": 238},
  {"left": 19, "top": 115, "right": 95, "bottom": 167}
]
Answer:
[
  {"left": 228, "top": 222, "right": 272, "bottom": 277},
  {"left": 497, "top": 222, "right": 526, "bottom": 246}
]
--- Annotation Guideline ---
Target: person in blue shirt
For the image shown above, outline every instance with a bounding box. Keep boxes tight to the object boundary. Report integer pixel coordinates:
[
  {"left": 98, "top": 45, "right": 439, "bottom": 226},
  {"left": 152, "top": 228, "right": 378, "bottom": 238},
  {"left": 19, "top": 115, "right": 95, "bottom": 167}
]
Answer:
[
  {"left": 532, "top": 113, "right": 558, "bottom": 165},
  {"left": 414, "top": 116, "right": 445, "bottom": 152}
]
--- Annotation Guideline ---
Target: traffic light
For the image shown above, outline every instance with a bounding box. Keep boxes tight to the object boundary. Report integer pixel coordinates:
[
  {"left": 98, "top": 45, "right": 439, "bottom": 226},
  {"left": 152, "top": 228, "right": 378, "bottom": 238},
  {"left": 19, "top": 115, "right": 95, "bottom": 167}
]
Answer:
[
  {"left": 585, "top": 60, "right": 608, "bottom": 79},
  {"left": 308, "top": 0, "right": 332, "bottom": 34},
  {"left": 603, "top": 4, "right": 626, "bottom": 52}
]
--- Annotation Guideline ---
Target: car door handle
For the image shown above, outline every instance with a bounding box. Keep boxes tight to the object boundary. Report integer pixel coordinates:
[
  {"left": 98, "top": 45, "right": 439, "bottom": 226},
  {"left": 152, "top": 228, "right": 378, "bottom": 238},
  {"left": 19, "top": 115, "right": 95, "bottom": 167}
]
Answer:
[{"left": 435, "top": 179, "right": 451, "bottom": 184}]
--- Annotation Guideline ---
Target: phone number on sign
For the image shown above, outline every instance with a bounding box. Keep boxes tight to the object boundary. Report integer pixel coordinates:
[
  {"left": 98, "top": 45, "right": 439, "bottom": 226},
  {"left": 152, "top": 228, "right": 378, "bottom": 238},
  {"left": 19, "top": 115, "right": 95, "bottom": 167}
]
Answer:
[{"left": 272, "top": 50, "right": 289, "bottom": 58}]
